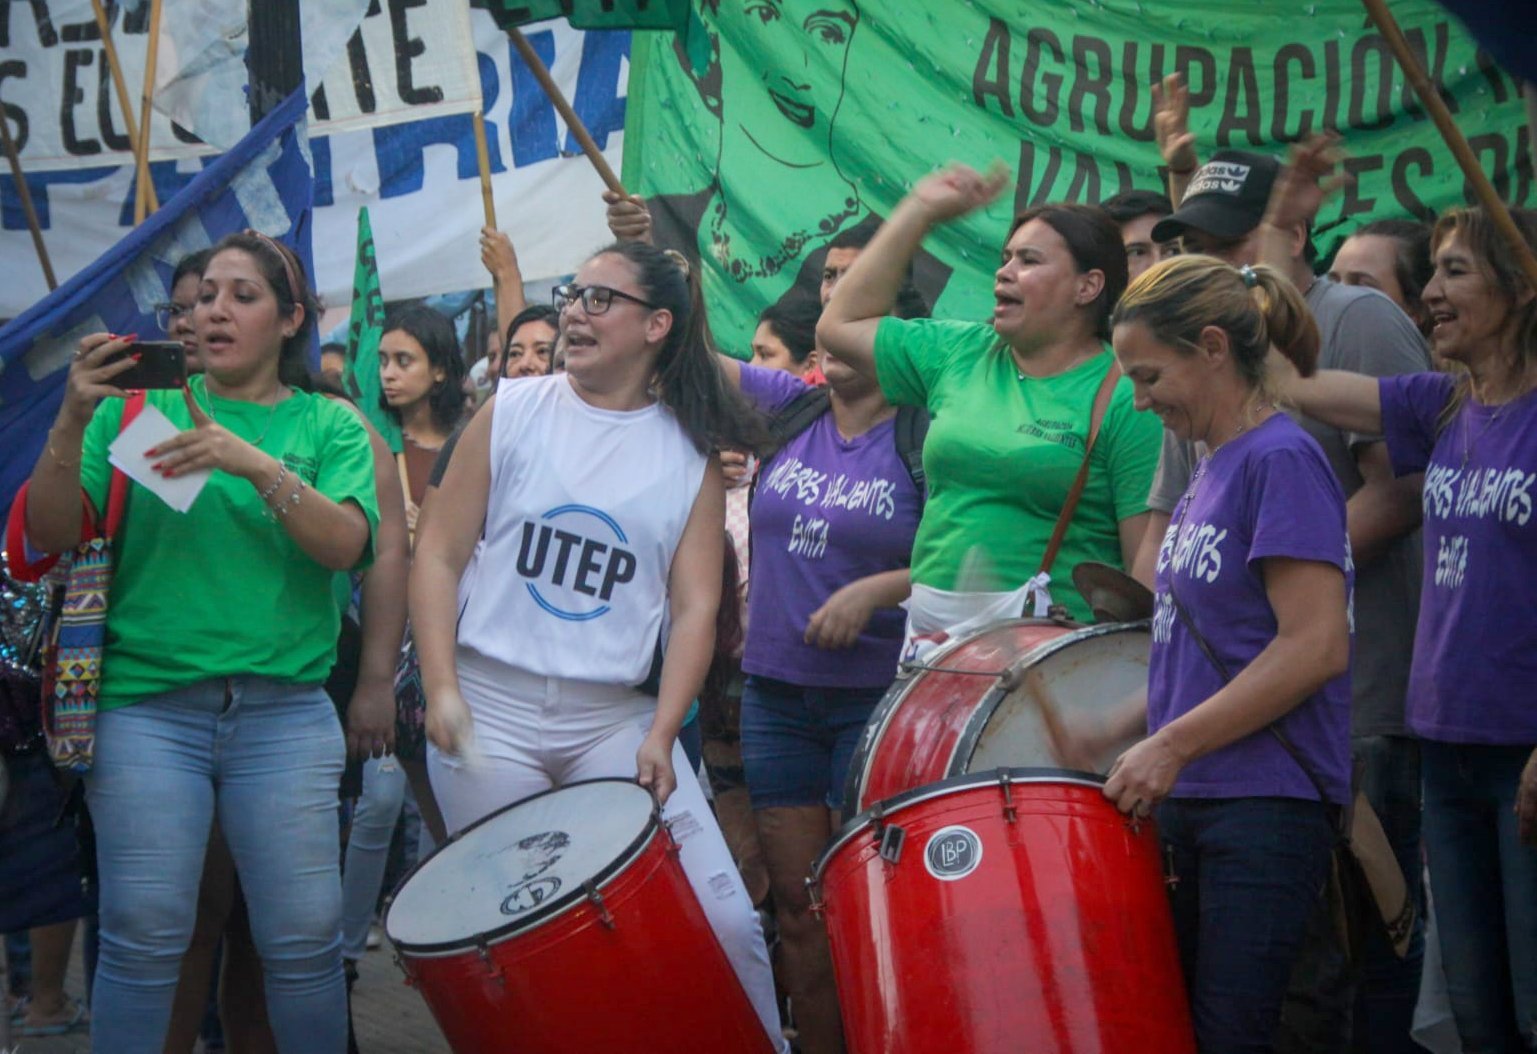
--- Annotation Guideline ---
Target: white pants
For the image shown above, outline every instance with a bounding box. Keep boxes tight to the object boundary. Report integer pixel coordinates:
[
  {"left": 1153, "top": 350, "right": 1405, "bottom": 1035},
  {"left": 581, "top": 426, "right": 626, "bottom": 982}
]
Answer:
[{"left": 428, "top": 648, "right": 787, "bottom": 1053}]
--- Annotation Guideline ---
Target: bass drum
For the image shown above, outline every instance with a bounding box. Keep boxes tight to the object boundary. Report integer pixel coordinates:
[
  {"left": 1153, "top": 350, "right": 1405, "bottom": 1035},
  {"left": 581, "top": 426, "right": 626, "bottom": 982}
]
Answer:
[
  {"left": 384, "top": 779, "right": 773, "bottom": 1054},
  {"left": 811, "top": 770, "right": 1195, "bottom": 1054},
  {"left": 847, "top": 619, "right": 1149, "bottom": 814}
]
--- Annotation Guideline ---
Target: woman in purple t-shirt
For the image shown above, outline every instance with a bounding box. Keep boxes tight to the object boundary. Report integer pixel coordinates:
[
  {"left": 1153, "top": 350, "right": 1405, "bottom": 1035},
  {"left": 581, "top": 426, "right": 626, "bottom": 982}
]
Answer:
[
  {"left": 1270, "top": 152, "right": 1537, "bottom": 1046},
  {"left": 1105, "top": 255, "right": 1354, "bottom": 1049},
  {"left": 715, "top": 344, "right": 923, "bottom": 1054}
]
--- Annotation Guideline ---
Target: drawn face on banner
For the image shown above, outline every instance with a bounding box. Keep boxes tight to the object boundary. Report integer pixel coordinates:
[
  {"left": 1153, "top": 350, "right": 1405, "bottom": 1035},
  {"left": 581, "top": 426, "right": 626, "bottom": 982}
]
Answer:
[{"left": 718, "top": 0, "right": 860, "bottom": 168}]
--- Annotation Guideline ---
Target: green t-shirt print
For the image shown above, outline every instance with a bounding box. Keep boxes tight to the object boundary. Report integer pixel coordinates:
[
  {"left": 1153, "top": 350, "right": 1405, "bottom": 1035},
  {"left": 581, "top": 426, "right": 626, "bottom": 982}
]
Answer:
[
  {"left": 873, "top": 317, "right": 1161, "bottom": 621},
  {"left": 79, "top": 376, "right": 381, "bottom": 709}
]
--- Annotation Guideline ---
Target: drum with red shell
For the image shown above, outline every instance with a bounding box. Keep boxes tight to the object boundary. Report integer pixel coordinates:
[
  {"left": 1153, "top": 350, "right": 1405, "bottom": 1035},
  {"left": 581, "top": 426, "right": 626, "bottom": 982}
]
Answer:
[
  {"left": 384, "top": 779, "right": 773, "bottom": 1054},
  {"left": 846, "top": 619, "right": 1150, "bottom": 813},
  {"left": 811, "top": 769, "right": 1196, "bottom": 1054}
]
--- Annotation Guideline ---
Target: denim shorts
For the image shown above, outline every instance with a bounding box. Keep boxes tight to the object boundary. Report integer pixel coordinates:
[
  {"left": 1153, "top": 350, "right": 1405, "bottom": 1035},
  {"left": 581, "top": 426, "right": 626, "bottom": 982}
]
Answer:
[{"left": 739, "top": 675, "right": 886, "bottom": 812}]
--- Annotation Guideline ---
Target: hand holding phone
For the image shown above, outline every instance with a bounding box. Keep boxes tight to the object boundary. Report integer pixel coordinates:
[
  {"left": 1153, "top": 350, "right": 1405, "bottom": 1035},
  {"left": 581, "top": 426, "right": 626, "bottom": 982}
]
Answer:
[{"left": 110, "top": 341, "right": 188, "bottom": 390}]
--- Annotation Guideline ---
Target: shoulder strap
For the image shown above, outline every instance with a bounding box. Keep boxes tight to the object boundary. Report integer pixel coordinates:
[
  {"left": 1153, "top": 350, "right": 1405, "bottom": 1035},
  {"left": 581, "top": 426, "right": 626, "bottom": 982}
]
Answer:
[
  {"left": 101, "top": 391, "right": 148, "bottom": 539},
  {"left": 1037, "top": 361, "right": 1122, "bottom": 577},
  {"left": 893, "top": 404, "right": 929, "bottom": 499},
  {"left": 768, "top": 387, "right": 832, "bottom": 448},
  {"left": 1164, "top": 577, "right": 1335, "bottom": 807}
]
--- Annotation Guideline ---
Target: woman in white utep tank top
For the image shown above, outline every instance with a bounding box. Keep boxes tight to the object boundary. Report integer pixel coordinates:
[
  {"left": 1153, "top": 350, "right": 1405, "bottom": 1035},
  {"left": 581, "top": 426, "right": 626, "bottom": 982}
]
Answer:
[{"left": 409, "top": 241, "right": 787, "bottom": 1051}]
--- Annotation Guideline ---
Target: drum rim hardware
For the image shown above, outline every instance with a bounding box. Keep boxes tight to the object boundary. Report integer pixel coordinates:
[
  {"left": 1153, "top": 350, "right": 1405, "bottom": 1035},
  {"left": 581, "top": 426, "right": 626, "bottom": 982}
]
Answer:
[{"left": 384, "top": 777, "right": 659, "bottom": 956}]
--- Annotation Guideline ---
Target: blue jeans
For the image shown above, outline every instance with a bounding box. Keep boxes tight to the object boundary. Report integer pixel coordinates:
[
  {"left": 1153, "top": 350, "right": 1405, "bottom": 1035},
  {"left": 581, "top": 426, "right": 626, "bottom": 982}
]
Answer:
[
  {"left": 85, "top": 679, "right": 346, "bottom": 1054},
  {"left": 1159, "top": 797, "right": 1336, "bottom": 1054},
  {"left": 739, "top": 676, "right": 885, "bottom": 812},
  {"left": 339, "top": 755, "right": 405, "bottom": 961},
  {"left": 1421, "top": 741, "right": 1537, "bottom": 1053}
]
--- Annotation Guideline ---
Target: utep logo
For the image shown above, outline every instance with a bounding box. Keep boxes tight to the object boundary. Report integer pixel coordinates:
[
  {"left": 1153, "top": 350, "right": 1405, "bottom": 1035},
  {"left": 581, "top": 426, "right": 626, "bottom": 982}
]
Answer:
[
  {"left": 924, "top": 825, "right": 983, "bottom": 882},
  {"left": 516, "top": 505, "right": 637, "bottom": 621}
]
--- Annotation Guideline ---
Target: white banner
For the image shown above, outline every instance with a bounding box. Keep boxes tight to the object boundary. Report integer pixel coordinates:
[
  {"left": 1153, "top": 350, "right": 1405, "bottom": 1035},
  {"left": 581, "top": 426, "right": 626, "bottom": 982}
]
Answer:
[
  {"left": 1, "top": 13, "right": 627, "bottom": 317},
  {"left": 0, "top": 0, "right": 480, "bottom": 169}
]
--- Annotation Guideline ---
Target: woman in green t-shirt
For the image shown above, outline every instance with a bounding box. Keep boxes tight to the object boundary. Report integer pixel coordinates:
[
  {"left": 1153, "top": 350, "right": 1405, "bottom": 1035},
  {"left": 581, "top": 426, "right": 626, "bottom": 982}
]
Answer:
[
  {"left": 22, "top": 231, "right": 380, "bottom": 1054},
  {"left": 819, "top": 163, "right": 1162, "bottom": 638}
]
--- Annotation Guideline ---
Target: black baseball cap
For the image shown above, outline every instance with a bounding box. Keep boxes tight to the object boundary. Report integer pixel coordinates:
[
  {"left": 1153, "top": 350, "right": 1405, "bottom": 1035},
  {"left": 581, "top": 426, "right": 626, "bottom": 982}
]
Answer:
[{"left": 1151, "top": 150, "right": 1281, "bottom": 243}]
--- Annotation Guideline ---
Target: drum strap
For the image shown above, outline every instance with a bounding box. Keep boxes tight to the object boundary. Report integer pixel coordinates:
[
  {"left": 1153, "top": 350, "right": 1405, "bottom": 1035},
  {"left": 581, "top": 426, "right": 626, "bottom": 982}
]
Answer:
[{"left": 1036, "top": 361, "right": 1122, "bottom": 581}]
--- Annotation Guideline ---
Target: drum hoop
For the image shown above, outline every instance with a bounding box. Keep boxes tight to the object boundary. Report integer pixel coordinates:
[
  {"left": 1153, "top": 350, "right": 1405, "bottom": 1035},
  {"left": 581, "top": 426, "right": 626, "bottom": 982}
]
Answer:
[
  {"left": 843, "top": 617, "right": 1073, "bottom": 811},
  {"left": 945, "top": 619, "right": 1152, "bottom": 780},
  {"left": 814, "top": 767, "right": 1108, "bottom": 881},
  {"left": 384, "top": 777, "right": 659, "bottom": 955}
]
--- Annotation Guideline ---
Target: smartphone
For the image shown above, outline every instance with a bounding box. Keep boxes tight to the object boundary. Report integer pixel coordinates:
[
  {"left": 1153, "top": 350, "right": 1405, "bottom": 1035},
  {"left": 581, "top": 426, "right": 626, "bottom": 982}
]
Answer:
[{"left": 111, "top": 341, "right": 187, "bottom": 390}]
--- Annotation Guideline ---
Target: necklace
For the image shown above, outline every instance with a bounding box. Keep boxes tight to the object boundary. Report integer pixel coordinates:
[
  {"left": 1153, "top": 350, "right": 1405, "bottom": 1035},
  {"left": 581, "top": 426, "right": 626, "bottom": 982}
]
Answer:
[
  {"left": 1181, "top": 403, "right": 1273, "bottom": 511},
  {"left": 202, "top": 385, "right": 286, "bottom": 447}
]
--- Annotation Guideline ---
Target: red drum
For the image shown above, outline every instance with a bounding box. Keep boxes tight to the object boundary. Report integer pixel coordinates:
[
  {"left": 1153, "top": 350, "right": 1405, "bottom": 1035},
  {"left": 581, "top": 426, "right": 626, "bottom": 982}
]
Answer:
[
  {"left": 847, "top": 619, "right": 1150, "bottom": 813},
  {"left": 384, "top": 779, "right": 773, "bottom": 1054},
  {"left": 812, "top": 771, "right": 1196, "bottom": 1054}
]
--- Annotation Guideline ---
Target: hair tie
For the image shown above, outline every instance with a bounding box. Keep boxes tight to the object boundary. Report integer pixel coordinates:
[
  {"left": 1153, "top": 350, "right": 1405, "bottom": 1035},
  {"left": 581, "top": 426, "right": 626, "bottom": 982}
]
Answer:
[
  {"left": 243, "top": 228, "right": 304, "bottom": 305},
  {"left": 1238, "top": 265, "right": 1259, "bottom": 289},
  {"left": 662, "top": 248, "right": 692, "bottom": 280}
]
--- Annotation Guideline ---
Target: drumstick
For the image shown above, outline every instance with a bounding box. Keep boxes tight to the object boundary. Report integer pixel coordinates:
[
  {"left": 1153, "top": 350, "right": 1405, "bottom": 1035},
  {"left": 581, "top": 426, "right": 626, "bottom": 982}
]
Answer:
[{"left": 1021, "top": 668, "right": 1097, "bottom": 772}]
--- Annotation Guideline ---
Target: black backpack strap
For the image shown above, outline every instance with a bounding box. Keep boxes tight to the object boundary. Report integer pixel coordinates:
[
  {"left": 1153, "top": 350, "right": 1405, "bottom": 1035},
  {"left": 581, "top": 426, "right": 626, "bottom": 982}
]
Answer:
[
  {"left": 893, "top": 405, "right": 929, "bottom": 500},
  {"left": 768, "top": 387, "right": 833, "bottom": 448}
]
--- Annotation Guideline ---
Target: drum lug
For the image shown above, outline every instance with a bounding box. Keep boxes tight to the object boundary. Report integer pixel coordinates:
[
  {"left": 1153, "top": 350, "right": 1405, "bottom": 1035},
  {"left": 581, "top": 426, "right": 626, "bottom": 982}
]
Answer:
[
  {"left": 997, "top": 770, "right": 1018, "bottom": 823},
  {"left": 878, "top": 824, "right": 906, "bottom": 865},
  {"left": 475, "top": 939, "right": 506, "bottom": 986},
  {"left": 584, "top": 879, "right": 616, "bottom": 929},
  {"left": 806, "top": 877, "right": 824, "bottom": 919},
  {"left": 391, "top": 953, "right": 416, "bottom": 987}
]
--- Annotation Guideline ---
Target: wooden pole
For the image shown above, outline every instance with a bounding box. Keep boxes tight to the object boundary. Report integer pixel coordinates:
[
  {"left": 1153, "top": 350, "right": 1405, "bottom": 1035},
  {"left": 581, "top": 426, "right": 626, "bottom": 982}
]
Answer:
[
  {"left": 1361, "top": 0, "right": 1537, "bottom": 292},
  {"left": 133, "top": 0, "right": 164, "bottom": 224},
  {"left": 507, "top": 27, "right": 626, "bottom": 196},
  {"left": 471, "top": 111, "right": 498, "bottom": 229},
  {"left": 91, "top": 0, "right": 157, "bottom": 213},
  {"left": 1525, "top": 82, "right": 1537, "bottom": 183},
  {"left": 0, "top": 112, "right": 58, "bottom": 291}
]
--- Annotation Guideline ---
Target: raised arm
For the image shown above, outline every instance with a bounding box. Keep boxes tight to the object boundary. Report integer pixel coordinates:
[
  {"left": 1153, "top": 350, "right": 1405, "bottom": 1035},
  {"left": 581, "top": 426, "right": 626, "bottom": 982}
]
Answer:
[
  {"left": 1153, "top": 73, "right": 1199, "bottom": 207},
  {"left": 409, "top": 399, "right": 494, "bottom": 756},
  {"left": 819, "top": 163, "right": 1009, "bottom": 377},
  {"left": 481, "top": 227, "right": 527, "bottom": 353}
]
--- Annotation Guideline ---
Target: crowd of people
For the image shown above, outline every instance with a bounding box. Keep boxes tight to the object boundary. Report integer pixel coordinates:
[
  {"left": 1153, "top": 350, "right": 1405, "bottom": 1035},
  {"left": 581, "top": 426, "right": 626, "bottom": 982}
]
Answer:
[{"left": 0, "top": 67, "right": 1534, "bottom": 1054}]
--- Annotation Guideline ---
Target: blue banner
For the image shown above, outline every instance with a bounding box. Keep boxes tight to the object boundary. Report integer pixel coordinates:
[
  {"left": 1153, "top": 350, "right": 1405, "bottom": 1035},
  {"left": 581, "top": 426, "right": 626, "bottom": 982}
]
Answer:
[{"left": 0, "top": 89, "right": 314, "bottom": 510}]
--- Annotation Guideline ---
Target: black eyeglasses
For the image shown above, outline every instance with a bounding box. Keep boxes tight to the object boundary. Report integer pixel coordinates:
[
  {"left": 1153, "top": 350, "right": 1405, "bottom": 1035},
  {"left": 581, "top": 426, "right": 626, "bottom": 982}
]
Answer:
[
  {"left": 154, "top": 302, "right": 192, "bottom": 332},
  {"left": 552, "top": 283, "right": 658, "bottom": 315}
]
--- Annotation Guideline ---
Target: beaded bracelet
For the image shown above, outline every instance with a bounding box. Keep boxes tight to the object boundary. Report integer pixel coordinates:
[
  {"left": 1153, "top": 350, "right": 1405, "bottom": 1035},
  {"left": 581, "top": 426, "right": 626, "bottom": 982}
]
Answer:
[
  {"left": 271, "top": 477, "right": 308, "bottom": 520},
  {"left": 258, "top": 463, "right": 288, "bottom": 504}
]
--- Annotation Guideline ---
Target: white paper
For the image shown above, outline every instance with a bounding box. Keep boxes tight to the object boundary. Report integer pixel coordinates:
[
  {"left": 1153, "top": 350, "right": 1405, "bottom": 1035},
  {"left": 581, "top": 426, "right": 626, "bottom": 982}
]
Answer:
[{"left": 107, "top": 405, "right": 212, "bottom": 513}]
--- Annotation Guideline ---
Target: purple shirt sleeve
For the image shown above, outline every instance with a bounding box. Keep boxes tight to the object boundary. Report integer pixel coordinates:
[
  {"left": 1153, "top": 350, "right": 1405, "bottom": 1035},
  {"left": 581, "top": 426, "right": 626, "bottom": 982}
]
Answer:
[
  {"left": 1379, "top": 372, "right": 1456, "bottom": 477},
  {"left": 1246, "top": 446, "right": 1351, "bottom": 572},
  {"left": 738, "top": 362, "right": 811, "bottom": 415}
]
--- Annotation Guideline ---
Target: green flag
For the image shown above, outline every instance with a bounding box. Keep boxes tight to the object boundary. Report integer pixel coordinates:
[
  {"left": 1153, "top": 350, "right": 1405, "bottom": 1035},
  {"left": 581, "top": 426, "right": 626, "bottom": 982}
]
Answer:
[
  {"left": 485, "top": 0, "right": 710, "bottom": 72},
  {"left": 624, "top": 0, "right": 1533, "bottom": 353},
  {"left": 342, "top": 207, "right": 400, "bottom": 455}
]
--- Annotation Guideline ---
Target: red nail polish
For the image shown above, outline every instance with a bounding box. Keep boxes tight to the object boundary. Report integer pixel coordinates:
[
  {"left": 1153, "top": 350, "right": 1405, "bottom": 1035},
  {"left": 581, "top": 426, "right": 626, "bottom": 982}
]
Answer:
[
  {"left": 131, "top": 353, "right": 143, "bottom": 362},
  {"left": 121, "top": 333, "right": 138, "bottom": 342}
]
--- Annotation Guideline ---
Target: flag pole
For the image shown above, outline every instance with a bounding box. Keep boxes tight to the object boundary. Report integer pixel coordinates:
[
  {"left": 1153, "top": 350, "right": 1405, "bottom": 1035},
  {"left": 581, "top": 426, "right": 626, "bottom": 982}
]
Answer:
[
  {"left": 507, "top": 28, "right": 626, "bottom": 196},
  {"left": 0, "top": 112, "right": 57, "bottom": 291},
  {"left": 133, "top": 0, "right": 165, "bottom": 224},
  {"left": 472, "top": 112, "right": 498, "bottom": 229},
  {"left": 92, "top": 0, "right": 157, "bottom": 213},
  {"left": 1360, "top": 0, "right": 1537, "bottom": 292}
]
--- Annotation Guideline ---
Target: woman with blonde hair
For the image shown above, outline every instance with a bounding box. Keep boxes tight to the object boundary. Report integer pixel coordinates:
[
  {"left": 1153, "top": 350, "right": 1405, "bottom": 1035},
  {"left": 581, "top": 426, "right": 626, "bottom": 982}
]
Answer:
[{"left": 1104, "top": 253, "right": 1354, "bottom": 1051}]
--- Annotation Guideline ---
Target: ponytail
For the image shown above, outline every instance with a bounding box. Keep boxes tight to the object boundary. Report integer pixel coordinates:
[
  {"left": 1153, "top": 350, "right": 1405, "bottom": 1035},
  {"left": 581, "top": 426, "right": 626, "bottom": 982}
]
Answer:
[
  {"left": 591, "top": 241, "right": 773, "bottom": 456},
  {"left": 1112, "top": 255, "right": 1319, "bottom": 388}
]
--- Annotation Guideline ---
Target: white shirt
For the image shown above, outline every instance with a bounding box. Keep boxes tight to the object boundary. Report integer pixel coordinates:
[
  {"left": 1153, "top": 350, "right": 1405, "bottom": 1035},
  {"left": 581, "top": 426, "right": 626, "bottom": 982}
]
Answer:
[{"left": 456, "top": 374, "right": 708, "bottom": 684}]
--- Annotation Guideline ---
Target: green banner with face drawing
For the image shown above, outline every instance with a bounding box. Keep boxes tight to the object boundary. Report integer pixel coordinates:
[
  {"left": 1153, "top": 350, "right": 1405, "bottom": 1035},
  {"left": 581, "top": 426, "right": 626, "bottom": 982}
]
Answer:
[{"left": 621, "top": 0, "right": 1533, "bottom": 353}]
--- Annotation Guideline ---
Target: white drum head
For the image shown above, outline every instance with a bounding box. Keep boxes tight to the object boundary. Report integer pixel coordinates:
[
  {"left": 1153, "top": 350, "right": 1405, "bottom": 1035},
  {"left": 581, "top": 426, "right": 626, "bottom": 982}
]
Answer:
[
  {"left": 965, "top": 625, "right": 1149, "bottom": 776},
  {"left": 386, "top": 780, "right": 656, "bottom": 950}
]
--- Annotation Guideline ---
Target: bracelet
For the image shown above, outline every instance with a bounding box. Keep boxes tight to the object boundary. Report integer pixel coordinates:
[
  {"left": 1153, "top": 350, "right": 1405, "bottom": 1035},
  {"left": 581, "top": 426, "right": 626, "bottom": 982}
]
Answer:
[
  {"left": 46, "top": 436, "right": 81, "bottom": 470},
  {"left": 258, "top": 464, "right": 288, "bottom": 503},
  {"left": 1167, "top": 165, "right": 1197, "bottom": 177},
  {"left": 271, "top": 477, "right": 308, "bottom": 520}
]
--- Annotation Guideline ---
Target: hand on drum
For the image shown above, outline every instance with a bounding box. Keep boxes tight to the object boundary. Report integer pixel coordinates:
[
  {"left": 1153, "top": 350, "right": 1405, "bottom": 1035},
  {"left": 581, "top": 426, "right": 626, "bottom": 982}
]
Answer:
[
  {"left": 1102, "top": 729, "right": 1186, "bottom": 818},
  {"left": 635, "top": 732, "right": 677, "bottom": 806}
]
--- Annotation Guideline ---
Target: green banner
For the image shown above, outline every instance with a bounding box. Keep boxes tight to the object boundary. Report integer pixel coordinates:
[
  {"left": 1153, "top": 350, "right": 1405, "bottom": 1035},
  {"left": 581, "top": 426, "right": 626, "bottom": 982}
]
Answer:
[
  {"left": 624, "top": 0, "right": 1533, "bottom": 354},
  {"left": 485, "top": 0, "right": 710, "bottom": 68},
  {"left": 342, "top": 207, "right": 402, "bottom": 455}
]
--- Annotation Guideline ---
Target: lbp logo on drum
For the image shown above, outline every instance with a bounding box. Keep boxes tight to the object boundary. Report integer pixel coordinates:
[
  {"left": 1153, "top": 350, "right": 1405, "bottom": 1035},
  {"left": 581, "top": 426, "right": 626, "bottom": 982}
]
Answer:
[{"left": 924, "top": 825, "right": 982, "bottom": 881}]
